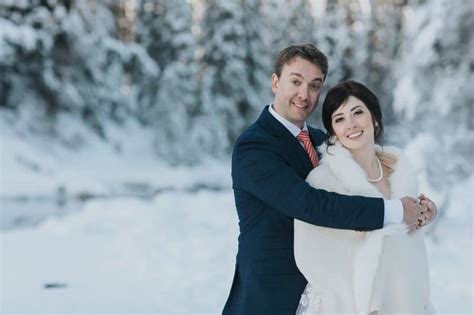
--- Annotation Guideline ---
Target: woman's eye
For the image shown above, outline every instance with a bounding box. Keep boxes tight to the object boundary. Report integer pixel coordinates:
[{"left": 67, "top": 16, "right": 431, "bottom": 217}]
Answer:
[
  {"left": 334, "top": 117, "right": 344, "bottom": 123},
  {"left": 354, "top": 110, "right": 364, "bottom": 115}
]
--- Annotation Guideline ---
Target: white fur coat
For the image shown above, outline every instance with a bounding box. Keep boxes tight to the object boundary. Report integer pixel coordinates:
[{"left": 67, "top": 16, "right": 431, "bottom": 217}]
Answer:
[{"left": 294, "top": 142, "right": 432, "bottom": 314}]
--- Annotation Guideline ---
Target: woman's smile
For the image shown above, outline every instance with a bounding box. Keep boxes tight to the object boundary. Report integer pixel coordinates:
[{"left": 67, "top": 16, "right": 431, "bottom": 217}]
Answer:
[{"left": 347, "top": 130, "right": 364, "bottom": 139}]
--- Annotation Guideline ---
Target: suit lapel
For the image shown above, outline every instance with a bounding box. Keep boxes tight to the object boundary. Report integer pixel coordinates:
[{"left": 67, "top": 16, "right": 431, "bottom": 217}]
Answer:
[
  {"left": 308, "top": 126, "right": 325, "bottom": 160},
  {"left": 258, "top": 106, "right": 319, "bottom": 174}
]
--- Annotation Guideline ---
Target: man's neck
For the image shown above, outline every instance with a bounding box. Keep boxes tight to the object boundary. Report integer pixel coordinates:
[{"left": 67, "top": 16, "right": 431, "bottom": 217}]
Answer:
[{"left": 268, "top": 104, "right": 308, "bottom": 137}]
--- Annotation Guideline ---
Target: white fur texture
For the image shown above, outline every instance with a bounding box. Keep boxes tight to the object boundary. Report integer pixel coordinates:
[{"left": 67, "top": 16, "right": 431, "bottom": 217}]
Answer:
[{"left": 306, "top": 141, "right": 422, "bottom": 314}]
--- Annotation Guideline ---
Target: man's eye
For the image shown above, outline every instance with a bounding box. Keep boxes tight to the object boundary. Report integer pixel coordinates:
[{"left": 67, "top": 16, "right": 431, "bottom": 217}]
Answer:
[
  {"left": 292, "top": 80, "right": 300, "bottom": 86},
  {"left": 311, "top": 84, "right": 321, "bottom": 91}
]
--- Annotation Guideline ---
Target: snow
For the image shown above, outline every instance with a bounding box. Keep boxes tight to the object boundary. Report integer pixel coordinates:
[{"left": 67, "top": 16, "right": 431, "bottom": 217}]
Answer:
[
  {"left": 0, "top": 0, "right": 472, "bottom": 313},
  {"left": 1, "top": 112, "right": 236, "bottom": 313},
  {"left": 0, "top": 111, "right": 230, "bottom": 198},
  {"left": 1, "top": 113, "right": 473, "bottom": 314},
  {"left": 0, "top": 17, "right": 47, "bottom": 60},
  {"left": 1, "top": 191, "right": 238, "bottom": 313}
]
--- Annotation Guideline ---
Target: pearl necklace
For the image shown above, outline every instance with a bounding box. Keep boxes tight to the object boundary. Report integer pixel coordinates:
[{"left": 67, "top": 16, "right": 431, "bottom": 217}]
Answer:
[{"left": 367, "top": 157, "right": 383, "bottom": 183}]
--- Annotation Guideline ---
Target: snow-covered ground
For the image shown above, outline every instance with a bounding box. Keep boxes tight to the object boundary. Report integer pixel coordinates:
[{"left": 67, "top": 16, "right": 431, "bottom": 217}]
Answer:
[
  {"left": 1, "top": 191, "right": 238, "bottom": 314},
  {"left": 0, "top": 113, "right": 472, "bottom": 314}
]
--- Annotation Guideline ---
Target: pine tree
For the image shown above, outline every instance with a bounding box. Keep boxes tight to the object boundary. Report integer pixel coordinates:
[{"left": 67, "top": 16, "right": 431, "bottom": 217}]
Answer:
[
  {"left": 0, "top": 0, "right": 159, "bottom": 138},
  {"left": 137, "top": 0, "right": 201, "bottom": 163},
  {"left": 392, "top": 0, "right": 474, "bottom": 194},
  {"left": 197, "top": 0, "right": 249, "bottom": 155},
  {"left": 363, "top": 0, "right": 406, "bottom": 122},
  {"left": 0, "top": 0, "right": 69, "bottom": 116},
  {"left": 263, "top": 0, "right": 317, "bottom": 63},
  {"left": 241, "top": 0, "right": 273, "bottom": 120}
]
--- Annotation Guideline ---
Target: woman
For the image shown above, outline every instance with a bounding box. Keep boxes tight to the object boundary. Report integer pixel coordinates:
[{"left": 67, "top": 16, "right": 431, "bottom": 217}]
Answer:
[{"left": 294, "top": 81, "right": 434, "bottom": 314}]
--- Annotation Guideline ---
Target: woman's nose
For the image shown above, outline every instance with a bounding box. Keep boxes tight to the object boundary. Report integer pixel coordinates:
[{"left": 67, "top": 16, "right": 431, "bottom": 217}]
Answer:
[{"left": 348, "top": 117, "right": 358, "bottom": 128}]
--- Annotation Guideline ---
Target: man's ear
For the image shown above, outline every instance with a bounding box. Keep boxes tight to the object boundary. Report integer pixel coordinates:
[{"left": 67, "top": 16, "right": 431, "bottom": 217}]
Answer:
[{"left": 271, "top": 73, "right": 279, "bottom": 93}]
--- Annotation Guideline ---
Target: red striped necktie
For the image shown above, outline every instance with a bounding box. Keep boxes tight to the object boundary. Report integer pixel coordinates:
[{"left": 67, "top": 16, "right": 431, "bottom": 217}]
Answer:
[{"left": 297, "top": 130, "right": 319, "bottom": 168}]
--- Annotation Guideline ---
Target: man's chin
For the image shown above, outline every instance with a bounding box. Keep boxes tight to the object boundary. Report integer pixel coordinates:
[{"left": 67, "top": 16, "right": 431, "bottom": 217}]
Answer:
[
  {"left": 288, "top": 116, "right": 306, "bottom": 128},
  {"left": 292, "top": 110, "right": 311, "bottom": 120},
  {"left": 292, "top": 107, "right": 313, "bottom": 118}
]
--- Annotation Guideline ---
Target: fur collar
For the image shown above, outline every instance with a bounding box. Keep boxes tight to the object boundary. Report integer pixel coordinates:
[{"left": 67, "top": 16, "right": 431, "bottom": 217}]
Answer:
[{"left": 317, "top": 141, "right": 417, "bottom": 198}]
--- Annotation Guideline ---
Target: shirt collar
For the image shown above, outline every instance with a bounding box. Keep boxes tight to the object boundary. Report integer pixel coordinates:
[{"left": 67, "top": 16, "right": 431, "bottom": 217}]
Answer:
[{"left": 268, "top": 104, "right": 308, "bottom": 137}]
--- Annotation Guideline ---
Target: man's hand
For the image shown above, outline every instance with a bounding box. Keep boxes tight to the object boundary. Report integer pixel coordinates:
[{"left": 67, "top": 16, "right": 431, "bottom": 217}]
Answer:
[
  {"left": 418, "top": 193, "right": 438, "bottom": 223},
  {"left": 401, "top": 196, "right": 428, "bottom": 231}
]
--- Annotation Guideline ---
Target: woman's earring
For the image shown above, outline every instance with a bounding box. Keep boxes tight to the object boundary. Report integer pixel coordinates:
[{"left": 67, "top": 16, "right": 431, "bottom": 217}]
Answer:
[{"left": 329, "top": 135, "right": 337, "bottom": 144}]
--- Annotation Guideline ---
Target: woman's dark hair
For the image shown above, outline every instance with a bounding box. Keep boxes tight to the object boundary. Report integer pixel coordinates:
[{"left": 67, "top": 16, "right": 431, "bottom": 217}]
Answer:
[
  {"left": 274, "top": 43, "right": 329, "bottom": 80},
  {"left": 322, "top": 80, "right": 384, "bottom": 146}
]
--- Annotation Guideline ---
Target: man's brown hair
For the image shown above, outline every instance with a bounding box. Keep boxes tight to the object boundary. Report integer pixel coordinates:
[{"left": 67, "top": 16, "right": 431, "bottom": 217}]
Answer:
[{"left": 274, "top": 43, "right": 329, "bottom": 80}]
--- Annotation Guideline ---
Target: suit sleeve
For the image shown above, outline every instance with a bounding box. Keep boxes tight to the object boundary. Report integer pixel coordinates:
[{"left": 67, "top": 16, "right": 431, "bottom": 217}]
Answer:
[{"left": 233, "top": 136, "right": 384, "bottom": 231}]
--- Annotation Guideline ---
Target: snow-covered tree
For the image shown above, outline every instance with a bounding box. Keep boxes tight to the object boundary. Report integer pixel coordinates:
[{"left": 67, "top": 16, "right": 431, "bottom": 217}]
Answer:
[
  {"left": 135, "top": 0, "right": 201, "bottom": 163},
  {"left": 361, "top": 0, "right": 405, "bottom": 122},
  {"left": 197, "top": 0, "right": 251, "bottom": 155},
  {"left": 0, "top": 0, "right": 158, "bottom": 138},
  {"left": 0, "top": 1, "right": 71, "bottom": 117},
  {"left": 2, "top": 0, "right": 472, "bottom": 168},
  {"left": 391, "top": 0, "right": 474, "bottom": 207},
  {"left": 394, "top": 0, "right": 473, "bottom": 123},
  {"left": 315, "top": 3, "right": 348, "bottom": 81},
  {"left": 263, "top": 0, "right": 317, "bottom": 62},
  {"left": 241, "top": 0, "right": 273, "bottom": 117}
]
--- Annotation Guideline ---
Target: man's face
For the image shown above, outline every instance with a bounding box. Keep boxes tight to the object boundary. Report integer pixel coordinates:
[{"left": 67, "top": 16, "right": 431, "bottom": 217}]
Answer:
[{"left": 272, "top": 57, "right": 324, "bottom": 128}]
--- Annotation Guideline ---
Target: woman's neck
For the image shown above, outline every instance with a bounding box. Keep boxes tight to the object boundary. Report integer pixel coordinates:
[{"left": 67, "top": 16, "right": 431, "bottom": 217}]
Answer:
[{"left": 348, "top": 146, "right": 381, "bottom": 181}]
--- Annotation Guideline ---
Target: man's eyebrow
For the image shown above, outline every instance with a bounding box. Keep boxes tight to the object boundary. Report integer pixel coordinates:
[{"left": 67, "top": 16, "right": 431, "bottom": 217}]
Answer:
[
  {"left": 289, "top": 72, "right": 323, "bottom": 82},
  {"left": 289, "top": 72, "right": 303, "bottom": 78}
]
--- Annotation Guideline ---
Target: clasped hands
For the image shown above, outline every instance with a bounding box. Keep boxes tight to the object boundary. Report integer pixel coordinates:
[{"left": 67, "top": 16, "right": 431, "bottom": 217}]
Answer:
[{"left": 401, "top": 193, "right": 438, "bottom": 231}]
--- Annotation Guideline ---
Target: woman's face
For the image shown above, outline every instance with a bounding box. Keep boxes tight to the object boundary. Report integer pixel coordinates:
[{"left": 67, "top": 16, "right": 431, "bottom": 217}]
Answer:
[{"left": 331, "top": 96, "right": 375, "bottom": 151}]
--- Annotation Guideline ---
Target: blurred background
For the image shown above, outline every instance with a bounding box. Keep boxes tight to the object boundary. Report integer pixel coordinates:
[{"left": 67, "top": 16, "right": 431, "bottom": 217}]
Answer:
[{"left": 0, "top": 0, "right": 472, "bottom": 314}]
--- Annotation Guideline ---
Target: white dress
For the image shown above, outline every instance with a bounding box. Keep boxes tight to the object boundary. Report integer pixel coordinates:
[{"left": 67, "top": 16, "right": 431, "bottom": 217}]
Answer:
[{"left": 294, "top": 142, "right": 433, "bottom": 314}]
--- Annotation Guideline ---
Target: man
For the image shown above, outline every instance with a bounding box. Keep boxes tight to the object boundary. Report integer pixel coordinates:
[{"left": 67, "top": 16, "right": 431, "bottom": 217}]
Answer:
[{"left": 222, "top": 44, "right": 437, "bottom": 315}]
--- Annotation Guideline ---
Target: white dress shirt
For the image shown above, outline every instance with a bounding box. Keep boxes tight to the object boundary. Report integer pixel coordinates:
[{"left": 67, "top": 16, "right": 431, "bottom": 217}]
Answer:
[{"left": 268, "top": 104, "right": 403, "bottom": 225}]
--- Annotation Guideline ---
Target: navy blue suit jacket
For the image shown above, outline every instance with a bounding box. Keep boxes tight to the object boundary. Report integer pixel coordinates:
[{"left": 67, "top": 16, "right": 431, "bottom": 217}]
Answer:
[{"left": 222, "top": 106, "right": 384, "bottom": 315}]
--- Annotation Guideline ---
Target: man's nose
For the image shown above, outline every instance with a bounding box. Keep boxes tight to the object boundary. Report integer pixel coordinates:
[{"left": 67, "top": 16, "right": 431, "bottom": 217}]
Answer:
[{"left": 297, "top": 85, "right": 309, "bottom": 100}]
